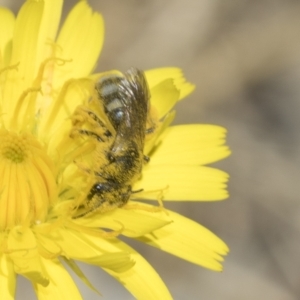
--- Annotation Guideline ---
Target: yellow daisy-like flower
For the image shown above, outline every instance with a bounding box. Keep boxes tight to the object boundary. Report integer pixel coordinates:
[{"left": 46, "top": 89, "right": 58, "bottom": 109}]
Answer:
[{"left": 0, "top": 1, "right": 230, "bottom": 299}]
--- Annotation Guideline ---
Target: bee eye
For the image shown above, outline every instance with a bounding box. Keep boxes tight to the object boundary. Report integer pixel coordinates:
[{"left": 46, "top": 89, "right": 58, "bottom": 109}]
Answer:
[{"left": 113, "top": 110, "right": 124, "bottom": 122}]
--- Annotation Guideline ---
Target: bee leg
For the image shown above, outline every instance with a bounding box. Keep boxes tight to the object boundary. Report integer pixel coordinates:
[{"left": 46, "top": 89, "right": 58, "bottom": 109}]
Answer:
[
  {"left": 85, "top": 110, "right": 112, "bottom": 138},
  {"left": 70, "top": 128, "right": 107, "bottom": 142},
  {"left": 72, "top": 106, "right": 112, "bottom": 137},
  {"left": 128, "top": 186, "right": 168, "bottom": 212},
  {"left": 132, "top": 188, "right": 144, "bottom": 193},
  {"left": 72, "top": 159, "right": 91, "bottom": 174},
  {"left": 123, "top": 187, "right": 166, "bottom": 212}
]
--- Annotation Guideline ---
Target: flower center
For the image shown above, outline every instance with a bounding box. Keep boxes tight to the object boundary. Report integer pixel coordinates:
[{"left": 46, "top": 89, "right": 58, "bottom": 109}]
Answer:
[
  {"left": 1, "top": 133, "right": 28, "bottom": 163},
  {"left": 0, "top": 131, "right": 57, "bottom": 231}
]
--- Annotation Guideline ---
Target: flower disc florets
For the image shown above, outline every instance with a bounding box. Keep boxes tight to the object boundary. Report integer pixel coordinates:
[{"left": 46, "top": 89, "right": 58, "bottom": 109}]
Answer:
[
  {"left": 0, "top": 130, "right": 56, "bottom": 231},
  {"left": 1, "top": 132, "right": 28, "bottom": 163}
]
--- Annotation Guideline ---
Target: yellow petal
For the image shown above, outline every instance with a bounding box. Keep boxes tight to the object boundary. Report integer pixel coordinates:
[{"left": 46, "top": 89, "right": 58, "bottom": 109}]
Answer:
[
  {"left": 35, "top": 0, "right": 63, "bottom": 67},
  {"left": 145, "top": 67, "right": 195, "bottom": 100},
  {"left": 38, "top": 228, "right": 134, "bottom": 272},
  {"left": 104, "top": 242, "right": 172, "bottom": 300},
  {"left": 2, "top": 0, "right": 44, "bottom": 118},
  {"left": 136, "top": 209, "right": 229, "bottom": 271},
  {"left": 7, "top": 228, "right": 49, "bottom": 286},
  {"left": 11, "top": 0, "right": 43, "bottom": 79},
  {"left": 33, "top": 257, "right": 82, "bottom": 300},
  {"left": 39, "top": 228, "right": 112, "bottom": 256},
  {"left": 82, "top": 252, "right": 135, "bottom": 273},
  {"left": 0, "top": 254, "right": 16, "bottom": 299},
  {"left": 150, "top": 124, "right": 230, "bottom": 165},
  {"left": 38, "top": 77, "right": 92, "bottom": 142},
  {"left": 43, "top": 230, "right": 171, "bottom": 299},
  {"left": 150, "top": 79, "right": 179, "bottom": 119},
  {"left": 53, "top": 1, "right": 104, "bottom": 88},
  {"left": 135, "top": 164, "right": 229, "bottom": 201},
  {"left": 0, "top": 8, "right": 15, "bottom": 68},
  {"left": 77, "top": 208, "right": 172, "bottom": 237}
]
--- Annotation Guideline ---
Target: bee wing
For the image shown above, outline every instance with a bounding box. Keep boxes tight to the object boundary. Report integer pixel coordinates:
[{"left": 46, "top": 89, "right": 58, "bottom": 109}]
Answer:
[{"left": 122, "top": 68, "right": 150, "bottom": 113}]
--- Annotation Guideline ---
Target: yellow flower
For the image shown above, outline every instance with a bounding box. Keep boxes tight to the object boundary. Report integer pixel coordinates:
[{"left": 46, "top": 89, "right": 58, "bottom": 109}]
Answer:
[{"left": 0, "top": 1, "right": 230, "bottom": 299}]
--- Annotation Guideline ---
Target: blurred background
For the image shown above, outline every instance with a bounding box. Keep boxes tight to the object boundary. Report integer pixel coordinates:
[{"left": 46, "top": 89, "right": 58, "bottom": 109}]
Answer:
[{"left": 2, "top": 0, "right": 300, "bottom": 299}]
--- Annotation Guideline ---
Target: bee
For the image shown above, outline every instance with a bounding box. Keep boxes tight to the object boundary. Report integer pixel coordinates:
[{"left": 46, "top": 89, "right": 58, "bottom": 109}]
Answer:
[{"left": 74, "top": 68, "right": 151, "bottom": 216}]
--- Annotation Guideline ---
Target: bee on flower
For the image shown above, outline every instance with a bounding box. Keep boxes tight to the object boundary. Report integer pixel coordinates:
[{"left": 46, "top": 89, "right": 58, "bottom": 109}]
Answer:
[{"left": 71, "top": 68, "right": 153, "bottom": 217}]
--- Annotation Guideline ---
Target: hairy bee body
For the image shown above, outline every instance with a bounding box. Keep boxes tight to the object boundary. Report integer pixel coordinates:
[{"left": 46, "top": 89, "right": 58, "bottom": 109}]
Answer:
[
  {"left": 95, "top": 68, "right": 150, "bottom": 184},
  {"left": 75, "top": 68, "right": 150, "bottom": 216}
]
